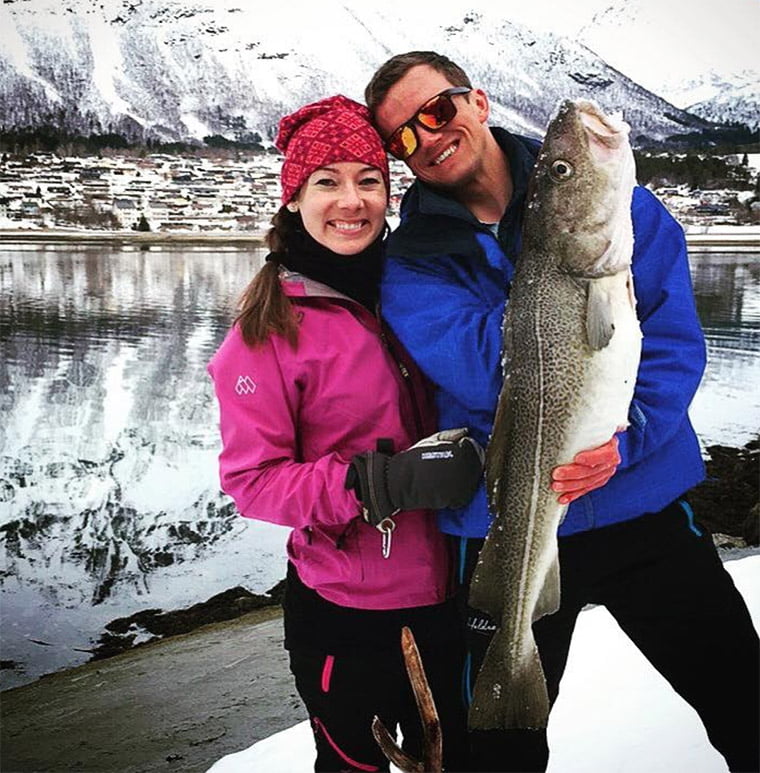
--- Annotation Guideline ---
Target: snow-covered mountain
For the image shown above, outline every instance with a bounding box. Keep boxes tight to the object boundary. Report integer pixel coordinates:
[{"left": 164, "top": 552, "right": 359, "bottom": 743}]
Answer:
[
  {"left": 566, "top": 0, "right": 759, "bottom": 132},
  {"left": 0, "top": 0, "right": 743, "bottom": 148},
  {"left": 686, "top": 81, "right": 760, "bottom": 133}
]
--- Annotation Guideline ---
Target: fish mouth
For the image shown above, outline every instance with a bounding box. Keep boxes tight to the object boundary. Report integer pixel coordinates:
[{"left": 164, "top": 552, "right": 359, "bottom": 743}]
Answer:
[{"left": 575, "top": 100, "right": 630, "bottom": 150}]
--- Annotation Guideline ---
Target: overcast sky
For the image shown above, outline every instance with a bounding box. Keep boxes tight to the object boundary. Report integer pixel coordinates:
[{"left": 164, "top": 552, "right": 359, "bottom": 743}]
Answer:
[{"left": 414, "top": 0, "right": 759, "bottom": 102}]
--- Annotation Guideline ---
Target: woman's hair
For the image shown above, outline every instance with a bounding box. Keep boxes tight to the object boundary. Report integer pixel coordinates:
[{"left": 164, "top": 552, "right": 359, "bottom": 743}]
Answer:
[{"left": 234, "top": 206, "right": 300, "bottom": 348}]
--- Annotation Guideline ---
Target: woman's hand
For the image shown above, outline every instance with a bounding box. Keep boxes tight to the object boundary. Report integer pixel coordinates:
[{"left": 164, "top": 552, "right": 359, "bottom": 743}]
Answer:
[{"left": 346, "top": 429, "right": 485, "bottom": 527}]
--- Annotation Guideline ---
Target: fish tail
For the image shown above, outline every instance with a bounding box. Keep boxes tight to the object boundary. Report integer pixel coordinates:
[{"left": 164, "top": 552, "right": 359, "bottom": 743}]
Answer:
[{"left": 468, "top": 626, "right": 550, "bottom": 731}]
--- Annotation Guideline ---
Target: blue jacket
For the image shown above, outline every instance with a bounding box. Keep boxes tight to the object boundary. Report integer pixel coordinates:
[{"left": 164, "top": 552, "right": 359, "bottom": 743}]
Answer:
[{"left": 381, "top": 127, "right": 706, "bottom": 538}]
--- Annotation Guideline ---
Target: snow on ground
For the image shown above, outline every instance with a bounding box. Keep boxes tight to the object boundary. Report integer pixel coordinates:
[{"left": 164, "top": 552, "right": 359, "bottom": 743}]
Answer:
[{"left": 208, "top": 554, "right": 758, "bottom": 773}]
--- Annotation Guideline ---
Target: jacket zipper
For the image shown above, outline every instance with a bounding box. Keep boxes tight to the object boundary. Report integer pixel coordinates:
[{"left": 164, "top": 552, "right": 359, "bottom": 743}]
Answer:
[
  {"left": 379, "top": 323, "right": 426, "bottom": 439},
  {"left": 335, "top": 520, "right": 356, "bottom": 550}
]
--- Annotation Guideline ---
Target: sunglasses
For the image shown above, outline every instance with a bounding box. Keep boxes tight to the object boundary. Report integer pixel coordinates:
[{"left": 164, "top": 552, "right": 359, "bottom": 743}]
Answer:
[{"left": 385, "top": 86, "right": 472, "bottom": 160}]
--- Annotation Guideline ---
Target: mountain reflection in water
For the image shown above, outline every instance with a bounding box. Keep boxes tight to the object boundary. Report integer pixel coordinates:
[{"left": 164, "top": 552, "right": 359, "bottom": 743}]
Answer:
[{"left": 0, "top": 244, "right": 758, "bottom": 689}]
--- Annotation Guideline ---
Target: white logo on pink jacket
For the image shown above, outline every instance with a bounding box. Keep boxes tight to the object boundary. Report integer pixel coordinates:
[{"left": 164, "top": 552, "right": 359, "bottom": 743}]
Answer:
[{"left": 235, "top": 375, "right": 257, "bottom": 395}]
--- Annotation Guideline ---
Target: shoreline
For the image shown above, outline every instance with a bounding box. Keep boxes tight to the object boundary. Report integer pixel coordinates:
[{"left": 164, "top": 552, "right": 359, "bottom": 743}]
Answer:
[
  {"left": 683, "top": 226, "right": 760, "bottom": 249},
  {"left": 1, "top": 227, "right": 759, "bottom": 248},
  {"left": 2, "top": 551, "right": 758, "bottom": 773},
  {"left": 0, "top": 606, "right": 307, "bottom": 773},
  {"left": 0, "top": 229, "right": 266, "bottom": 246}
]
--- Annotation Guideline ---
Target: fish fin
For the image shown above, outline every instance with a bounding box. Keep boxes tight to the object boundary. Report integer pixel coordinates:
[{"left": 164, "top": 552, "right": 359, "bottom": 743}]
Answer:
[
  {"left": 485, "top": 374, "right": 514, "bottom": 514},
  {"left": 468, "top": 525, "right": 506, "bottom": 619},
  {"left": 585, "top": 279, "right": 615, "bottom": 350},
  {"left": 468, "top": 627, "right": 550, "bottom": 730},
  {"left": 626, "top": 267, "right": 637, "bottom": 310},
  {"left": 472, "top": 369, "right": 515, "bottom": 619},
  {"left": 533, "top": 553, "right": 561, "bottom": 621}
]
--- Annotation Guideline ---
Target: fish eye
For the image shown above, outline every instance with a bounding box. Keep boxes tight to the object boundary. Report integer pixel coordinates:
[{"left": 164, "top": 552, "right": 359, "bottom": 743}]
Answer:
[{"left": 550, "top": 159, "right": 574, "bottom": 182}]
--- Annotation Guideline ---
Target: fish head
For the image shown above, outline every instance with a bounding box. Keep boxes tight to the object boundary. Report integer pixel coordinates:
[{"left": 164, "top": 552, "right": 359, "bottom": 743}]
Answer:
[{"left": 525, "top": 99, "right": 636, "bottom": 277}]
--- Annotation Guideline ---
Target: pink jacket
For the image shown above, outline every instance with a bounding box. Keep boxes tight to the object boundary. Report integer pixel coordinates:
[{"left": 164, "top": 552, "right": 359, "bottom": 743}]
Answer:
[{"left": 207, "top": 273, "right": 452, "bottom": 610}]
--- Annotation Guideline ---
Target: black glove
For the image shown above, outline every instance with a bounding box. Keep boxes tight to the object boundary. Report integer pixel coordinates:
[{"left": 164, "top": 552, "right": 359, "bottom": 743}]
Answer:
[{"left": 346, "top": 428, "right": 485, "bottom": 527}]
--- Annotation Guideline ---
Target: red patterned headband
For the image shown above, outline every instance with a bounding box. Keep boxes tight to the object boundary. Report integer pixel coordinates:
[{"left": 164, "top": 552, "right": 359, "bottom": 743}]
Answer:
[{"left": 276, "top": 94, "right": 390, "bottom": 204}]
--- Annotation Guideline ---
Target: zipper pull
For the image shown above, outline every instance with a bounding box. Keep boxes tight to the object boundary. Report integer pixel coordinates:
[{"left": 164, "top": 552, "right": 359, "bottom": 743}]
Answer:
[{"left": 377, "top": 517, "right": 396, "bottom": 559}]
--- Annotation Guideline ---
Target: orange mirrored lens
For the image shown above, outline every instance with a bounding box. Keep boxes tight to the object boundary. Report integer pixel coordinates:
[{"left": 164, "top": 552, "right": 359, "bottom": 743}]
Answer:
[
  {"left": 388, "top": 125, "right": 417, "bottom": 160},
  {"left": 417, "top": 94, "right": 458, "bottom": 130}
]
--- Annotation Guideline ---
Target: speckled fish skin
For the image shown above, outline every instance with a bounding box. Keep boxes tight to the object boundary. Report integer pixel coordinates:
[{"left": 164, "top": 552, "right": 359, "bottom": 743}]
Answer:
[{"left": 468, "top": 99, "right": 642, "bottom": 731}]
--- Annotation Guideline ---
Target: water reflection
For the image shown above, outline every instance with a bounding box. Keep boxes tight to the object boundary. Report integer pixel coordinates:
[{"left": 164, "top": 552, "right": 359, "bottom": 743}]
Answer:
[
  {"left": 0, "top": 245, "right": 758, "bottom": 689},
  {"left": 1, "top": 244, "right": 290, "bottom": 689},
  {"left": 689, "top": 253, "right": 760, "bottom": 450},
  {"left": 691, "top": 256, "right": 760, "bottom": 329}
]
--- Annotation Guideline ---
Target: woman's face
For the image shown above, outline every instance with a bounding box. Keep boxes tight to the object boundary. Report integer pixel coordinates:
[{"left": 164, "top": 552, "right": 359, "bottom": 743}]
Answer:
[{"left": 295, "top": 162, "right": 387, "bottom": 255}]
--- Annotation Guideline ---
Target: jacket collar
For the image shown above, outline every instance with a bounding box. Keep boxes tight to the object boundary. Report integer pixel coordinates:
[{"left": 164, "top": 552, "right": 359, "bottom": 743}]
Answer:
[
  {"left": 280, "top": 271, "right": 381, "bottom": 322},
  {"left": 280, "top": 271, "right": 352, "bottom": 301}
]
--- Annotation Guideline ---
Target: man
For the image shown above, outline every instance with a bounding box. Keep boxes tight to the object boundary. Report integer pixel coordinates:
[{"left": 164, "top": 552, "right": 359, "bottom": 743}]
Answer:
[{"left": 365, "top": 51, "right": 759, "bottom": 773}]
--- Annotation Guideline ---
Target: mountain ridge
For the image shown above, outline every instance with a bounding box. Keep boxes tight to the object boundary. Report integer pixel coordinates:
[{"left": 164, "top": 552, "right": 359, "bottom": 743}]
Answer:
[{"left": 2, "top": 0, "right": 751, "bottom": 148}]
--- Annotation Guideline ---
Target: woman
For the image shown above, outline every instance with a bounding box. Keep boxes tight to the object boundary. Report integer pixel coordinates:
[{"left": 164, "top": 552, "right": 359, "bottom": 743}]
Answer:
[{"left": 208, "top": 95, "right": 482, "bottom": 772}]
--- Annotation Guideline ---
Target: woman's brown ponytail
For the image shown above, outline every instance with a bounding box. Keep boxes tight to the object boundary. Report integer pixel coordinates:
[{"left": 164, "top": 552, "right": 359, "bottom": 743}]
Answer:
[{"left": 234, "top": 207, "right": 299, "bottom": 348}]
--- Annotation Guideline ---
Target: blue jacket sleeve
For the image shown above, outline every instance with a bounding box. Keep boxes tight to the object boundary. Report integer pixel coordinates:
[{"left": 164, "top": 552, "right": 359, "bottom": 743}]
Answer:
[
  {"left": 381, "top": 249, "right": 505, "bottom": 414},
  {"left": 617, "top": 187, "right": 707, "bottom": 470}
]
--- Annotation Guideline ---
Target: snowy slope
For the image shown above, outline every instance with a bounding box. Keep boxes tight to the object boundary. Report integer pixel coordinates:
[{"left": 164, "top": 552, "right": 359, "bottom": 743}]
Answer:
[
  {"left": 0, "top": 0, "right": 735, "bottom": 146},
  {"left": 509, "top": 0, "right": 758, "bottom": 120},
  {"left": 209, "top": 553, "right": 759, "bottom": 773},
  {"left": 570, "top": 0, "right": 759, "bottom": 131},
  {"left": 687, "top": 83, "right": 760, "bottom": 133}
]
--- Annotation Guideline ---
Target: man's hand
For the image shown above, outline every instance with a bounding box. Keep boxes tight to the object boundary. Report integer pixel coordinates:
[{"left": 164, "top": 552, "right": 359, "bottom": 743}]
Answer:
[{"left": 551, "top": 435, "right": 621, "bottom": 505}]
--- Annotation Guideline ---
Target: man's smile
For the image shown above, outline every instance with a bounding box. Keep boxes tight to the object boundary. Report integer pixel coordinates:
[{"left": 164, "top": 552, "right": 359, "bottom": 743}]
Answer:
[{"left": 431, "top": 141, "right": 458, "bottom": 166}]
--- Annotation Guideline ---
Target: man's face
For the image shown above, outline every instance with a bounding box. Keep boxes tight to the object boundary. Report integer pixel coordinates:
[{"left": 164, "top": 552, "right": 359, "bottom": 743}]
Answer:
[{"left": 373, "top": 64, "right": 490, "bottom": 190}]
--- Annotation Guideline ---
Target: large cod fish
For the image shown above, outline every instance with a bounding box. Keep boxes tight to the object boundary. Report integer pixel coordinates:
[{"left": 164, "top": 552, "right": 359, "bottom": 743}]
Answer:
[{"left": 468, "top": 99, "right": 642, "bottom": 731}]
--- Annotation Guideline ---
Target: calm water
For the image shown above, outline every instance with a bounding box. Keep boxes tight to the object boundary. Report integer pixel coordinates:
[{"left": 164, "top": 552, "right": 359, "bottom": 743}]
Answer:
[
  {"left": 687, "top": 252, "right": 760, "bottom": 449},
  {"left": 0, "top": 244, "right": 758, "bottom": 689}
]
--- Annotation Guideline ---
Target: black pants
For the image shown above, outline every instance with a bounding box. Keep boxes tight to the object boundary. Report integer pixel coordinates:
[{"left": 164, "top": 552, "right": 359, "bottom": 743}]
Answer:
[
  {"left": 289, "top": 635, "right": 468, "bottom": 772},
  {"left": 457, "top": 501, "right": 760, "bottom": 772}
]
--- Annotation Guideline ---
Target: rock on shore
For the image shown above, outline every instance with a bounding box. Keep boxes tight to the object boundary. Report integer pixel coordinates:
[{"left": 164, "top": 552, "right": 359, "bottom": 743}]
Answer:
[
  {"left": 690, "top": 436, "right": 759, "bottom": 546},
  {"left": 91, "top": 581, "right": 286, "bottom": 660}
]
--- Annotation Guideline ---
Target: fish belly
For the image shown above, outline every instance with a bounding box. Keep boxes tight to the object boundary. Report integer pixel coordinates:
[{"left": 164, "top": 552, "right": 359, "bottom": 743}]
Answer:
[{"left": 559, "top": 273, "right": 641, "bottom": 463}]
